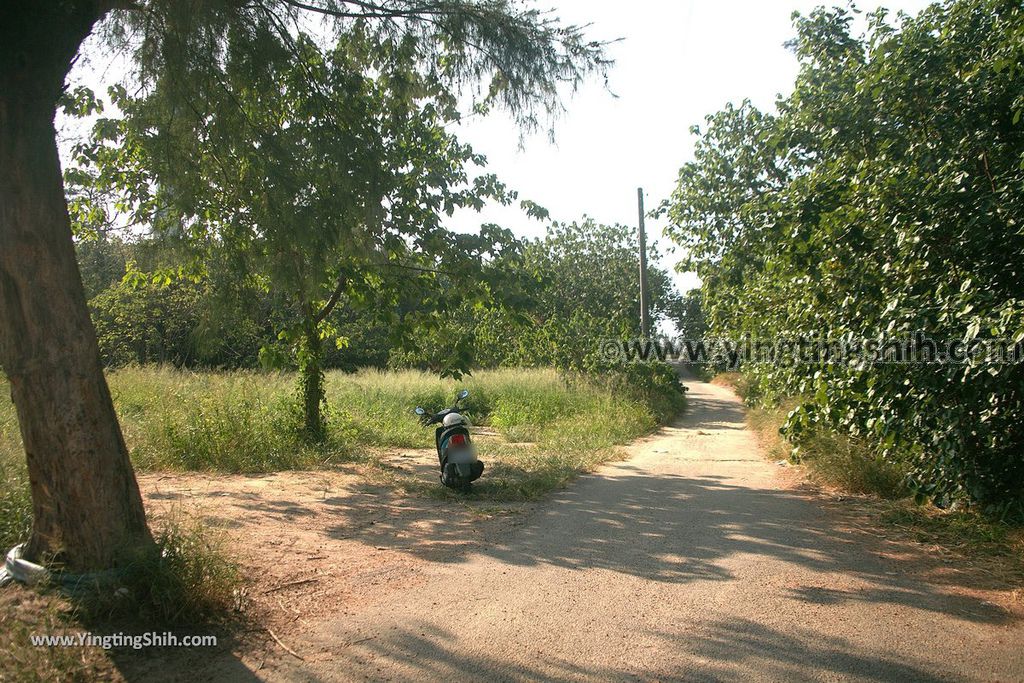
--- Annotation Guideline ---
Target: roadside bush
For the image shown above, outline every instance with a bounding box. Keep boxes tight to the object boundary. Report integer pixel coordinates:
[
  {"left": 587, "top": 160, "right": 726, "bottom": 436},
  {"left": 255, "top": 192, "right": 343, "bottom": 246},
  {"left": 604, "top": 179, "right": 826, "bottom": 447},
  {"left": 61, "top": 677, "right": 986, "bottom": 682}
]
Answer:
[
  {"left": 598, "top": 361, "right": 686, "bottom": 424},
  {"left": 793, "top": 429, "right": 909, "bottom": 500},
  {"left": 109, "top": 515, "right": 241, "bottom": 624}
]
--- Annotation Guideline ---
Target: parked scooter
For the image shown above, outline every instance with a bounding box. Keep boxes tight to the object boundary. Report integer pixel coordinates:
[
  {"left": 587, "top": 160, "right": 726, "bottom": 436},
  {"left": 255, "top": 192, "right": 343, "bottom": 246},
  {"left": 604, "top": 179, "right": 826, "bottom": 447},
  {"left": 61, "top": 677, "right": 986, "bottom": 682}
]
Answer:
[{"left": 415, "top": 389, "right": 484, "bottom": 491}]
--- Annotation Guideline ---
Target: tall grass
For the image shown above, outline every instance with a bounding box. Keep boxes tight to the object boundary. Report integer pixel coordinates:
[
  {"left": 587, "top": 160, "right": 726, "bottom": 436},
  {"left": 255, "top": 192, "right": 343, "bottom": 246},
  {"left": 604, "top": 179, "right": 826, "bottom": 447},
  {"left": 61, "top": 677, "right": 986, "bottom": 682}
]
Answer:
[
  {"left": 323, "top": 367, "right": 659, "bottom": 452},
  {"left": 114, "top": 367, "right": 332, "bottom": 472},
  {"left": 0, "top": 367, "right": 678, "bottom": 547},
  {"left": 742, "top": 400, "right": 909, "bottom": 499},
  {"left": 793, "top": 429, "right": 909, "bottom": 499},
  {"left": 0, "top": 387, "right": 30, "bottom": 552},
  {"left": 714, "top": 372, "right": 909, "bottom": 498}
]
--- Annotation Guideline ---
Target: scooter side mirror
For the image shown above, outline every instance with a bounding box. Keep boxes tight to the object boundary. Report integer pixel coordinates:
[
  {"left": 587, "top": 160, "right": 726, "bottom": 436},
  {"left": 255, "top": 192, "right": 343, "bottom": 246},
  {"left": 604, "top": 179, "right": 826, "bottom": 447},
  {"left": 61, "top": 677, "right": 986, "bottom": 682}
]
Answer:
[
  {"left": 414, "top": 407, "right": 426, "bottom": 415},
  {"left": 457, "top": 389, "right": 469, "bottom": 400}
]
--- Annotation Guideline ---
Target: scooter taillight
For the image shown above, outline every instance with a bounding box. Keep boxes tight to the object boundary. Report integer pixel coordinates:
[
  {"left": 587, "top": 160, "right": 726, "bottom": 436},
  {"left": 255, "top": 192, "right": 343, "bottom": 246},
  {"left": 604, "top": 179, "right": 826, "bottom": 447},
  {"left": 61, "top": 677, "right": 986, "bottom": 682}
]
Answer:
[{"left": 448, "top": 434, "right": 468, "bottom": 447}]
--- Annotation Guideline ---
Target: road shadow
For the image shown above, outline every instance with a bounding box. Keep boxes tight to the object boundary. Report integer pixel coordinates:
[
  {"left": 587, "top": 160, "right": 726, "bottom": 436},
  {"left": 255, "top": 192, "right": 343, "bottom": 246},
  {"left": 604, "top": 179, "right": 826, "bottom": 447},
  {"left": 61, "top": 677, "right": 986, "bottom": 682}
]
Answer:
[
  {"left": 672, "top": 394, "right": 746, "bottom": 432},
  {"left": 307, "top": 383, "right": 1017, "bottom": 627},
  {"left": 104, "top": 634, "right": 261, "bottom": 683},
  {"left": 323, "top": 467, "right": 1014, "bottom": 625},
  {"left": 268, "top": 617, "right": 949, "bottom": 682}
]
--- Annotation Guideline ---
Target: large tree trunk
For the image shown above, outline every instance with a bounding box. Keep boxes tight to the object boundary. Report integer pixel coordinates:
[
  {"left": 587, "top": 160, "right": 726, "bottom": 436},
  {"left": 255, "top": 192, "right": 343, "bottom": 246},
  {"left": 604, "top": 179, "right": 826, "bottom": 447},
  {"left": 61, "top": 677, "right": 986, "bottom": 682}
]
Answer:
[{"left": 0, "top": 2, "right": 152, "bottom": 571}]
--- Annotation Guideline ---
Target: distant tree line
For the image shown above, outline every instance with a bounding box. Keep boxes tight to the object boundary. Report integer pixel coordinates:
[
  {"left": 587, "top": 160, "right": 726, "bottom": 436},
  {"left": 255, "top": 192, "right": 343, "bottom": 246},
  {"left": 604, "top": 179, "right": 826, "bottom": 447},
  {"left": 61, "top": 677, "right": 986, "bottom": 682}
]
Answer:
[{"left": 75, "top": 217, "right": 688, "bottom": 420}]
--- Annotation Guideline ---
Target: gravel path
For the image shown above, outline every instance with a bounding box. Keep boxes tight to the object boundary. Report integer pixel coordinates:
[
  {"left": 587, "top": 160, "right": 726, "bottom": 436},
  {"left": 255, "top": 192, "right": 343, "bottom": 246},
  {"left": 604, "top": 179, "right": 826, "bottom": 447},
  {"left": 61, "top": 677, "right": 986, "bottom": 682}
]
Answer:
[{"left": 257, "top": 378, "right": 1023, "bottom": 681}]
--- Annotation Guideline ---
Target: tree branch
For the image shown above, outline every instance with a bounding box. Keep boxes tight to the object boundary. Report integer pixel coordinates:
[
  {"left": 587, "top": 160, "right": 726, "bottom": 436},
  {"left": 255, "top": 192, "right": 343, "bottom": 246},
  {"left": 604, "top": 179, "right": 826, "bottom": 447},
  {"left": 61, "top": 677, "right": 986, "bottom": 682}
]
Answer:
[{"left": 314, "top": 273, "right": 347, "bottom": 324}]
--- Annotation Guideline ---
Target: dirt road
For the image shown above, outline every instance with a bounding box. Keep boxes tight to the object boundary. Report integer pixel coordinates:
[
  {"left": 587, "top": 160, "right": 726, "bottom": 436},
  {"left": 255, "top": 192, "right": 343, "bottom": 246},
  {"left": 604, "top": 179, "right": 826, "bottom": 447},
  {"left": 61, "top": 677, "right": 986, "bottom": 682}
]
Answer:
[{"left": 227, "top": 379, "right": 1022, "bottom": 681}]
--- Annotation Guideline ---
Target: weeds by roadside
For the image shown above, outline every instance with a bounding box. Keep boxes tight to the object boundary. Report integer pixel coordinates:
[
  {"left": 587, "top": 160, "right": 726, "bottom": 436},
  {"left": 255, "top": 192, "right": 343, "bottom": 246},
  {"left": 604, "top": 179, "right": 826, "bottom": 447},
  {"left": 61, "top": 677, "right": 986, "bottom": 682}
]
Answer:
[
  {"left": 80, "top": 513, "right": 243, "bottom": 625},
  {"left": 99, "top": 367, "right": 669, "bottom": 472},
  {"left": 717, "top": 371, "right": 1023, "bottom": 574},
  {"left": 326, "top": 368, "right": 667, "bottom": 501},
  {"left": 879, "top": 502, "right": 1024, "bottom": 568},
  {"left": 792, "top": 429, "right": 908, "bottom": 499}
]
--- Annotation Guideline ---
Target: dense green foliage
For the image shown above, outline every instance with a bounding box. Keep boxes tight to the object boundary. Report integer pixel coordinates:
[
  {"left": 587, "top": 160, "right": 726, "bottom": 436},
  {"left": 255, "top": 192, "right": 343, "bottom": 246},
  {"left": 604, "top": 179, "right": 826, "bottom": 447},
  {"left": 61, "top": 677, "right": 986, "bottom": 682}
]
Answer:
[
  {"left": 394, "top": 218, "right": 687, "bottom": 419},
  {"left": 58, "top": 2, "right": 684, "bottom": 447},
  {"left": 73, "top": 218, "right": 688, "bottom": 422},
  {"left": 479, "top": 219, "right": 681, "bottom": 364},
  {"left": 76, "top": 236, "right": 397, "bottom": 370},
  {"left": 668, "top": 0, "right": 1024, "bottom": 516},
  {"left": 65, "top": 32, "right": 529, "bottom": 438},
  {"left": 99, "top": 0, "right": 611, "bottom": 136}
]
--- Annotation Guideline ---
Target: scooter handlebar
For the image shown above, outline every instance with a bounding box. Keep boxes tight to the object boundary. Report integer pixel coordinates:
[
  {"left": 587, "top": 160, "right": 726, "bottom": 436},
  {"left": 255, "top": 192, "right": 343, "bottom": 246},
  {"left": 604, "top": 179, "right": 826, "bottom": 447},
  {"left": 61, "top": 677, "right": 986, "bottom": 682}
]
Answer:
[
  {"left": 415, "top": 391, "right": 470, "bottom": 427},
  {"left": 417, "top": 406, "right": 461, "bottom": 427}
]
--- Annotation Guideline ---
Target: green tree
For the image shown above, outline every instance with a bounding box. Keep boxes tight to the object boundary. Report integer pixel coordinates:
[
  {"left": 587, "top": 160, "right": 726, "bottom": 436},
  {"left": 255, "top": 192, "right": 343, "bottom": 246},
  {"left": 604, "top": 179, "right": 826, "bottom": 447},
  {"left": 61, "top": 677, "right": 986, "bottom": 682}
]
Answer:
[
  {"left": 75, "top": 235, "right": 128, "bottom": 300},
  {"left": 669, "top": 289, "right": 706, "bottom": 341},
  {"left": 400, "top": 218, "right": 683, "bottom": 371},
  {"left": 527, "top": 219, "right": 680, "bottom": 337},
  {"left": 1, "top": 0, "right": 608, "bottom": 571},
  {"left": 668, "top": 0, "right": 1024, "bottom": 515},
  {"left": 88, "top": 272, "right": 270, "bottom": 369},
  {"left": 74, "top": 30, "right": 534, "bottom": 438}
]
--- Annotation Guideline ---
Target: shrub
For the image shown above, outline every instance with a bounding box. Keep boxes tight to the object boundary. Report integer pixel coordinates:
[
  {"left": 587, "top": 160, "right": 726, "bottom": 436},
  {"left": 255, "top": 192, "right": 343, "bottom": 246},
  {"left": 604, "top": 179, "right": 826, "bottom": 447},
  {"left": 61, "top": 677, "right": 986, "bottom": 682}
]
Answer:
[
  {"left": 794, "top": 429, "right": 909, "bottom": 500},
  {"left": 105, "top": 515, "right": 242, "bottom": 624}
]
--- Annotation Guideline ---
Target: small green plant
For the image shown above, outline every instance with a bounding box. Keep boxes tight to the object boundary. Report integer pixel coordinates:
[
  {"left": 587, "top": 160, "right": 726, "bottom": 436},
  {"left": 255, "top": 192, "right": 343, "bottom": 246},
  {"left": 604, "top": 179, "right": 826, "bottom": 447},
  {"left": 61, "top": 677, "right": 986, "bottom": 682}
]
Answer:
[
  {"left": 81, "top": 514, "right": 241, "bottom": 625},
  {"left": 794, "top": 430, "right": 909, "bottom": 500}
]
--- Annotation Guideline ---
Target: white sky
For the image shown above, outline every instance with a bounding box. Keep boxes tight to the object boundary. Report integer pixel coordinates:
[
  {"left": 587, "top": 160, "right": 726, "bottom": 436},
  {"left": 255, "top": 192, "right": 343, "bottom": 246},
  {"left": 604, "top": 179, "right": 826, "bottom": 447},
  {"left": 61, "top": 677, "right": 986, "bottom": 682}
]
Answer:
[
  {"left": 447, "top": 0, "right": 936, "bottom": 293},
  {"left": 63, "top": 0, "right": 937, "bottom": 296}
]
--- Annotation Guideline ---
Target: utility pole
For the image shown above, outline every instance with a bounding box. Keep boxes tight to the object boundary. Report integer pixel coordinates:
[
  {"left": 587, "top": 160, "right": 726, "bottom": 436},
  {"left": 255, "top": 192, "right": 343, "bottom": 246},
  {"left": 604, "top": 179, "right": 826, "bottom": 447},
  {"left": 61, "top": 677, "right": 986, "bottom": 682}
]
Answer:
[{"left": 637, "top": 187, "right": 651, "bottom": 338}]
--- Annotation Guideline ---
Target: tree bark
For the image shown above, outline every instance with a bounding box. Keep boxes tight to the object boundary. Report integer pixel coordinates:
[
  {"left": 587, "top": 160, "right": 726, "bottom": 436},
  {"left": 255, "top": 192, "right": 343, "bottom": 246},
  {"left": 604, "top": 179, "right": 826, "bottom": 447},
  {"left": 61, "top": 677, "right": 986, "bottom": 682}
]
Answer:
[
  {"left": 300, "top": 314, "right": 326, "bottom": 440},
  {"left": 0, "top": 2, "right": 152, "bottom": 570}
]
